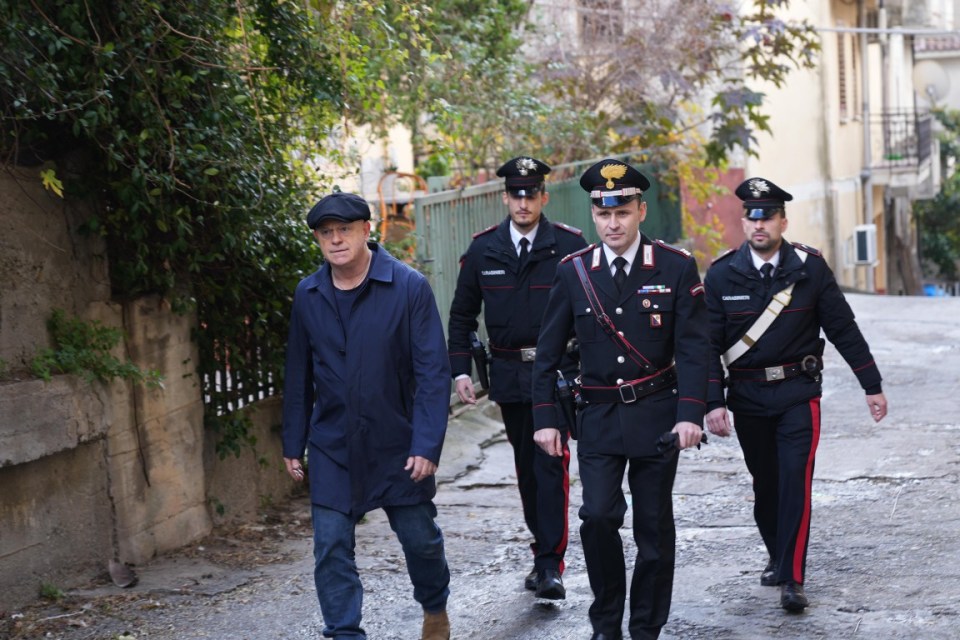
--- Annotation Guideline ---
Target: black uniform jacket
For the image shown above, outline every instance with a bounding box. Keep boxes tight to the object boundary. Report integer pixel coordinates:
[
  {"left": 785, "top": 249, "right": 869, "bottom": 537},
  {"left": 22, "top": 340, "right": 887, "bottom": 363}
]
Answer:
[
  {"left": 448, "top": 214, "right": 587, "bottom": 403},
  {"left": 532, "top": 237, "right": 709, "bottom": 457},
  {"left": 704, "top": 240, "right": 883, "bottom": 417}
]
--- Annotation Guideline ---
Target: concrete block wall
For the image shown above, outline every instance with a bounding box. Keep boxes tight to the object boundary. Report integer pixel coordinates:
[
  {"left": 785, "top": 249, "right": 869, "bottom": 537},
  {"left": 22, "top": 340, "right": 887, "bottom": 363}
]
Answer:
[
  {"left": 0, "top": 168, "right": 110, "bottom": 372},
  {"left": 0, "top": 442, "right": 114, "bottom": 606},
  {"left": 108, "top": 296, "right": 211, "bottom": 564},
  {"left": 0, "top": 294, "right": 213, "bottom": 609},
  {"left": 204, "top": 396, "right": 294, "bottom": 527},
  {"left": 0, "top": 170, "right": 233, "bottom": 609}
]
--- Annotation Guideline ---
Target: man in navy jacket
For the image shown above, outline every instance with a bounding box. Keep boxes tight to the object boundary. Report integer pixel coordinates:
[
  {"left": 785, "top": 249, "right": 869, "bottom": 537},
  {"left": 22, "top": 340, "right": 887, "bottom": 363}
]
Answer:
[
  {"left": 704, "top": 177, "right": 888, "bottom": 613},
  {"left": 282, "top": 191, "right": 452, "bottom": 640}
]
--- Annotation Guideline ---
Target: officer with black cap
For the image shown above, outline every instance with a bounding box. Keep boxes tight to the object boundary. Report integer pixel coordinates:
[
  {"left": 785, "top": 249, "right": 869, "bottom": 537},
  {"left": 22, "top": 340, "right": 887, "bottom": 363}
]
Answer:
[
  {"left": 283, "top": 190, "right": 453, "bottom": 639},
  {"left": 447, "top": 156, "right": 587, "bottom": 600},
  {"left": 531, "top": 158, "right": 709, "bottom": 639},
  {"left": 704, "top": 177, "right": 888, "bottom": 613}
]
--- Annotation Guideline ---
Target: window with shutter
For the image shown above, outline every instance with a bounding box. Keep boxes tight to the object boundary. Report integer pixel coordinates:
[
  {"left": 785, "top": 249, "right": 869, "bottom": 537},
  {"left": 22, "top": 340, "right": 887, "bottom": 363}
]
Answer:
[{"left": 579, "top": 0, "right": 624, "bottom": 44}]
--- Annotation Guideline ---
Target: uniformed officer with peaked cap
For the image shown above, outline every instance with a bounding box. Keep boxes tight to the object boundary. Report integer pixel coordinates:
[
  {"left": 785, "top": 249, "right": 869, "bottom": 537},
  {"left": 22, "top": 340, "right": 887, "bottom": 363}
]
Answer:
[
  {"left": 578, "top": 158, "right": 651, "bottom": 206},
  {"left": 532, "top": 158, "right": 709, "bottom": 639},
  {"left": 735, "top": 176, "right": 794, "bottom": 219},
  {"left": 448, "top": 155, "right": 587, "bottom": 600},
  {"left": 704, "top": 176, "right": 888, "bottom": 613},
  {"left": 497, "top": 155, "right": 552, "bottom": 196}
]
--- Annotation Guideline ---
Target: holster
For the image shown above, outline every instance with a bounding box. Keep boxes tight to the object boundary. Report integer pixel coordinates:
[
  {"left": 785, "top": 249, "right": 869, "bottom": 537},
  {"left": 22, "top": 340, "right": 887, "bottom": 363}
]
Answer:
[
  {"left": 800, "top": 338, "right": 826, "bottom": 380},
  {"left": 469, "top": 332, "right": 490, "bottom": 390},
  {"left": 555, "top": 372, "right": 580, "bottom": 439}
]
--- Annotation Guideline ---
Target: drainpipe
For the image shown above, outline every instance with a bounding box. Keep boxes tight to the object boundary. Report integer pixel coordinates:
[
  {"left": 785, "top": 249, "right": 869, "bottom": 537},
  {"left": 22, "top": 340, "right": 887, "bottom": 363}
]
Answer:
[
  {"left": 860, "top": 0, "right": 876, "bottom": 292},
  {"left": 820, "top": 25, "right": 839, "bottom": 268}
]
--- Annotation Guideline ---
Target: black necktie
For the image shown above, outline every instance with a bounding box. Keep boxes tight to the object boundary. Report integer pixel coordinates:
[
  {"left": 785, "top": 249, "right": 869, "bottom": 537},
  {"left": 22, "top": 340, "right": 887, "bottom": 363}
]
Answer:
[
  {"left": 518, "top": 238, "right": 530, "bottom": 269},
  {"left": 613, "top": 256, "right": 628, "bottom": 293},
  {"left": 760, "top": 263, "right": 774, "bottom": 292}
]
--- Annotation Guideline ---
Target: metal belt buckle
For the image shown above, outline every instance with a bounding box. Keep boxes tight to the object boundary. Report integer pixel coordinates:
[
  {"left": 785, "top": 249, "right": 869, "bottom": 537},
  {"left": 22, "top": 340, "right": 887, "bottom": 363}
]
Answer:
[
  {"left": 764, "top": 365, "right": 785, "bottom": 381},
  {"left": 521, "top": 347, "right": 537, "bottom": 362},
  {"left": 619, "top": 383, "right": 638, "bottom": 403}
]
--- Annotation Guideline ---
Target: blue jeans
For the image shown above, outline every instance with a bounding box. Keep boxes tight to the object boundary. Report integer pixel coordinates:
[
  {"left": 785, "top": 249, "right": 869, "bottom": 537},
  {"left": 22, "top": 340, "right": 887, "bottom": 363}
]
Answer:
[{"left": 311, "top": 502, "right": 450, "bottom": 638}]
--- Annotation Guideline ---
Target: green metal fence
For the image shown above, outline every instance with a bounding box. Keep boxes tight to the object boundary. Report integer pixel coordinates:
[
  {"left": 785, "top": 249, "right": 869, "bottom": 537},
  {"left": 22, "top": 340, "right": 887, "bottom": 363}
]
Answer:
[{"left": 412, "top": 153, "right": 680, "bottom": 339}]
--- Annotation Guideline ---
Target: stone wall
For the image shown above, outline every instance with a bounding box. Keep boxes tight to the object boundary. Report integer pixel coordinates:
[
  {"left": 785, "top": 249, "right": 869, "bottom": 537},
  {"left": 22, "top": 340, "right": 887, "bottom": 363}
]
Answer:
[
  {"left": 0, "top": 167, "right": 110, "bottom": 372},
  {"left": 0, "top": 169, "right": 295, "bottom": 610},
  {"left": 106, "top": 296, "right": 212, "bottom": 564},
  {"left": 204, "top": 396, "right": 289, "bottom": 527},
  {"left": 0, "top": 294, "right": 213, "bottom": 610}
]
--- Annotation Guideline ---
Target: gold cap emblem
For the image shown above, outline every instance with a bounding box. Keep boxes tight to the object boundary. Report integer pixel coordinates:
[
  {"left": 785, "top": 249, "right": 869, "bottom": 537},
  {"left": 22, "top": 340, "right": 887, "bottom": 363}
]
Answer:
[{"left": 599, "top": 163, "right": 628, "bottom": 189}]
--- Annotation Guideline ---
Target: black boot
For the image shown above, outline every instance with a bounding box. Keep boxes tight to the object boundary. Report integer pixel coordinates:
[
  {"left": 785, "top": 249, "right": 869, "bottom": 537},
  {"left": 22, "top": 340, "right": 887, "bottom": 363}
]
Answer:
[{"left": 780, "top": 581, "right": 809, "bottom": 612}]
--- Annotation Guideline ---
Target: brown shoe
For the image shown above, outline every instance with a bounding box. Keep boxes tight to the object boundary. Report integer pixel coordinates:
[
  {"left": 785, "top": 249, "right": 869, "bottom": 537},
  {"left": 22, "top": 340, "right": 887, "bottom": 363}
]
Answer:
[{"left": 421, "top": 609, "right": 450, "bottom": 640}]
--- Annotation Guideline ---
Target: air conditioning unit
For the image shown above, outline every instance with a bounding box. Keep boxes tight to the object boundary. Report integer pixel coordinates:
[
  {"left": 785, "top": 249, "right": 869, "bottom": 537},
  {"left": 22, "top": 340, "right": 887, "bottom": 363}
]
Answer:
[{"left": 853, "top": 224, "right": 878, "bottom": 265}]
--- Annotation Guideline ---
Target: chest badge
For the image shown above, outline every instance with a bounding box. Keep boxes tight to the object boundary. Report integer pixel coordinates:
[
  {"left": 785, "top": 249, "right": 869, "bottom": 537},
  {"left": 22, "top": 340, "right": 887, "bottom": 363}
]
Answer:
[
  {"left": 650, "top": 313, "right": 662, "bottom": 328},
  {"left": 642, "top": 299, "right": 651, "bottom": 308}
]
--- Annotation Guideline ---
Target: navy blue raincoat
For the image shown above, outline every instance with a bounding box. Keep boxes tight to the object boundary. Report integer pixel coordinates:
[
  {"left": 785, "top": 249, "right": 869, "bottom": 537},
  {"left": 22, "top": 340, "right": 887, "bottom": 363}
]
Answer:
[{"left": 281, "top": 243, "right": 451, "bottom": 515}]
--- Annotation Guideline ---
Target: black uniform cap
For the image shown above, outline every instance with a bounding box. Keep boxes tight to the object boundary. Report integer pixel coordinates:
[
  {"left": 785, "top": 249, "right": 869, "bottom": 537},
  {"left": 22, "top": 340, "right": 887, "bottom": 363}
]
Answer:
[
  {"left": 307, "top": 191, "right": 371, "bottom": 229},
  {"left": 496, "top": 156, "right": 551, "bottom": 197},
  {"left": 735, "top": 177, "right": 793, "bottom": 220},
  {"left": 579, "top": 158, "right": 651, "bottom": 208}
]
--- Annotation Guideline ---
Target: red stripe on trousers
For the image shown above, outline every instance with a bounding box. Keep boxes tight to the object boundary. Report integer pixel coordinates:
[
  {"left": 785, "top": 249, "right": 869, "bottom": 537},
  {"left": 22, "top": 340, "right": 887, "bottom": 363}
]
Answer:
[{"left": 793, "top": 397, "right": 821, "bottom": 582}]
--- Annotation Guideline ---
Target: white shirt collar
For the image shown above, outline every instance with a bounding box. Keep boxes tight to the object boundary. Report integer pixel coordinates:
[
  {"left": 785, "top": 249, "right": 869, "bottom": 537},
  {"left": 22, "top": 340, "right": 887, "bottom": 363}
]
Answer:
[
  {"left": 510, "top": 222, "right": 539, "bottom": 254},
  {"left": 749, "top": 248, "right": 780, "bottom": 272},
  {"left": 603, "top": 233, "right": 642, "bottom": 275}
]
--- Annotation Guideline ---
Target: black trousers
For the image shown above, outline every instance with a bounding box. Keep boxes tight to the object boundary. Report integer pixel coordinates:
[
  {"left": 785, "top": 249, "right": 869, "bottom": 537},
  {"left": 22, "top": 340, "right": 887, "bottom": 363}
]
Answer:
[
  {"left": 734, "top": 397, "right": 822, "bottom": 584},
  {"left": 499, "top": 402, "right": 570, "bottom": 572},
  {"left": 578, "top": 449, "right": 679, "bottom": 639}
]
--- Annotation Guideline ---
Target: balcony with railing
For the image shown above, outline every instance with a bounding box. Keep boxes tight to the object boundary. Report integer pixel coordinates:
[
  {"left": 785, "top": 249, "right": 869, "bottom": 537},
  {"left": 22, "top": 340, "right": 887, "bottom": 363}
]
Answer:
[{"left": 869, "top": 110, "right": 936, "bottom": 195}]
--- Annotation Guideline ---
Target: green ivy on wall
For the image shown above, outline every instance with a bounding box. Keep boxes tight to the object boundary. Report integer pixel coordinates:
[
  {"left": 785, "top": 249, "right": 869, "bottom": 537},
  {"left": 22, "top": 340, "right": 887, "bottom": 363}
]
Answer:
[
  {"left": 31, "top": 309, "right": 162, "bottom": 387},
  {"left": 1, "top": 1, "right": 351, "bottom": 450}
]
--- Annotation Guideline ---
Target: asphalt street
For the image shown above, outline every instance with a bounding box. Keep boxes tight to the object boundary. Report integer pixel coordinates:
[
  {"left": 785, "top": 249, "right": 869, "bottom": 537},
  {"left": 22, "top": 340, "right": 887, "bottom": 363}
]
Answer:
[{"left": 4, "top": 293, "right": 959, "bottom": 640}]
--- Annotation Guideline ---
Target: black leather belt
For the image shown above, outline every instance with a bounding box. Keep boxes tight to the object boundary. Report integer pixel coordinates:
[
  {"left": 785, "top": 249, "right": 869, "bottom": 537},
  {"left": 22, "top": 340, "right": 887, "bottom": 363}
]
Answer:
[
  {"left": 728, "top": 356, "right": 821, "bottom": 382},
  {"left": 489, "top": 344, "right": 537, "bottom": 362},
  {"left": 579, "top": 367, "right": 677, "bottom": 404}
]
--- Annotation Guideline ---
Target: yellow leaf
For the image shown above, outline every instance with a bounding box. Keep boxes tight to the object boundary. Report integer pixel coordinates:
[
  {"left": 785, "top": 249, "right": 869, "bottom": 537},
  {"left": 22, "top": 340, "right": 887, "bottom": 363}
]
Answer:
[{"left": 40, "top": 168, "right": 64, "bottom": 198}]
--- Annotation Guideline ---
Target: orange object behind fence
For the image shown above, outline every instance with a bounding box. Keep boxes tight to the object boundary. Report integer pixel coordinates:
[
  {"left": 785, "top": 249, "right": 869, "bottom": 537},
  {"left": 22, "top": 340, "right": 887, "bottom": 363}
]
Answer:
[{"left": 377, "top": 172, "right": 427, "bottom": 250}]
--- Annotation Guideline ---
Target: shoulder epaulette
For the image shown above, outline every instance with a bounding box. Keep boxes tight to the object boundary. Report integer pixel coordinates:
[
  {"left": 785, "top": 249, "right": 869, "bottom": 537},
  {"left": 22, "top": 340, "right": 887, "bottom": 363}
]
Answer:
[
  {"left": 560, "top": 243, "right": 596, "bottom": 264},
  {"left": 471, "top": 224, "right": 498, "bottom": 239},
  {"left": 553, "top": 221, "right": 583, "bottom": 236},
  {"left": 791, "top": 241, "right": 821, "bottom": 257},
  {"left": 655, "top": 239, "right": 692, "bottom": 258},
  {"left": 711, "top": 248, "right": 737, "bottom": 264}
]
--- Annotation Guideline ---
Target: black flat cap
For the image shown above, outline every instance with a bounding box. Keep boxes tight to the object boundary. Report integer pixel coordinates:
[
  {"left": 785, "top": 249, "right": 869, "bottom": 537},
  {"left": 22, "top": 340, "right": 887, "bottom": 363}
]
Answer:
[
  {"left": 306, "top": 192, "right": 371, "bottom": 229},
  {"left": 496, "top": 156, "right": 551, "bottom": 196},
  {"left": 735, "top": 177, "right": 793, "bottom": 220},
  {"left": 579, "top": 159, "right": 651, "bottom": 208}
]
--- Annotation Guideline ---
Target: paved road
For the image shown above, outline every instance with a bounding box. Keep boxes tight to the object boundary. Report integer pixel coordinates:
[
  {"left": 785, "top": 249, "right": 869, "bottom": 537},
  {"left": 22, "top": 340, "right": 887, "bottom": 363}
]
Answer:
[{"left": 5, "top": 294, "right": 959, "bottom": 640}]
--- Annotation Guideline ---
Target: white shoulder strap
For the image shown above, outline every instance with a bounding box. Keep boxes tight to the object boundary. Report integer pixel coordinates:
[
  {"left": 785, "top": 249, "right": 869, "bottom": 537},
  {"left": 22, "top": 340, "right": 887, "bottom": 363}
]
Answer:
[{"left": 722, "top": 250, "right": 807, "bottom": 367}]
